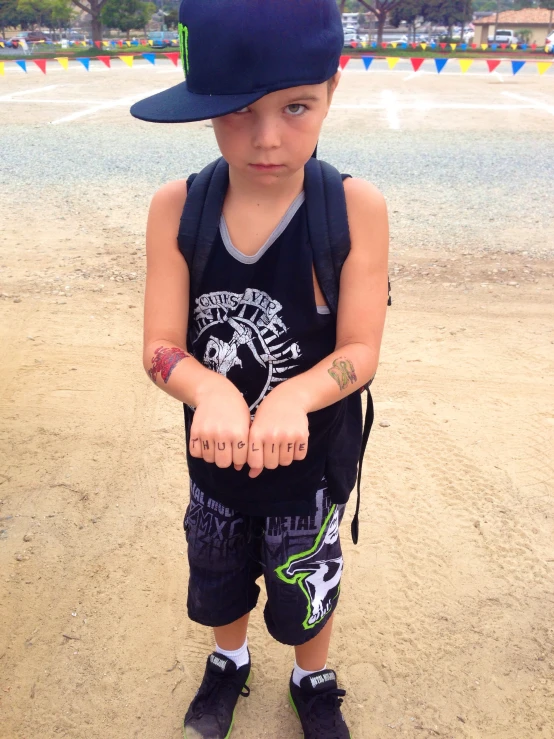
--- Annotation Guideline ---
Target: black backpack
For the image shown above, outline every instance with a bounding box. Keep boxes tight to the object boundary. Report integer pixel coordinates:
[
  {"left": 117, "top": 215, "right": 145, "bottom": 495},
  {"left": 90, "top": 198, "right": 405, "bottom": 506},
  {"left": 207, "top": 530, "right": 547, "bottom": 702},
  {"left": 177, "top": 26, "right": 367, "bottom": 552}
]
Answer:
[{"left": 177, "top": 155, "right": 390, "bottom": 544}]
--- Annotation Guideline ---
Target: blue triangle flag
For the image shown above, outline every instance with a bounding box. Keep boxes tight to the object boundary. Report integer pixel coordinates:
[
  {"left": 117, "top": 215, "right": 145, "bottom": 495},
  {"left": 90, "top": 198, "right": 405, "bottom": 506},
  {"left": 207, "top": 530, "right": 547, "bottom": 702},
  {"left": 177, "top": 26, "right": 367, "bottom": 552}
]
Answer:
[
  {"left": 435, "top": 58, "right": 448, "bottom": 73},
  {"left": 430, "top": 42, "right": 436, "bottom": 49},
  {"left": 131, "top": 40, "right": 139, "bottom": 46},
  {"left": 142, "top": 53, "right": 156, "bottom": 65},
  {"left": 491, "top": 43, "right": 497, "bottom": 50},
  {"left": 511, "top": 60, "right": 525, "bottom": 75},
  {"left": 16, "top": 60, "right": 27, "bottom": 73},
  {"left": 459, "top": 43, "right": 467, "bottom": 50},
  {"left": 371, "top": 42, "right": 377, "bottom": 48},
  {"left": 78, "top": 58, "right": 90, "bottom": 70},
  {"left": 401, "top": 42, "right": 408, "bottom": 49},
  {"left": 362, "top": 56, "right": 374, "bottom": 70},
  {"left": 521, "top": 43, "right": 527, "bottom": 50}
]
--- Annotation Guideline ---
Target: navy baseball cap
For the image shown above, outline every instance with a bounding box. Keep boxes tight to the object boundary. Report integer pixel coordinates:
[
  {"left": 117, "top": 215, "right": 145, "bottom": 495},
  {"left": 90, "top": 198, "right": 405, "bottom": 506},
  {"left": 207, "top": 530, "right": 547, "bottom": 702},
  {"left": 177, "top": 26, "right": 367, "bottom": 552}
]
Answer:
[{"left": 130, "top": 0, "right": 344, "bottom": 124}]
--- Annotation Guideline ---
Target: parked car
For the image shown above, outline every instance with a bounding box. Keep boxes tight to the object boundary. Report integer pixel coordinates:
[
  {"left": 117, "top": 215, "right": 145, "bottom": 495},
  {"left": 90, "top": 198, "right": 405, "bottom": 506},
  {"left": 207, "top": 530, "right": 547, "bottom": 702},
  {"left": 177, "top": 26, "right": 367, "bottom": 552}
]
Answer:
[
  {"left": 5, "top": 30, "right": 52, "bottom": 48},
  {"left": 147, "top": 31, "right": 179, "bottom": 48},
  {"left": 488, "top": 29, "right": 520, "bottom": 44},
  {"left": 545, "top": 30, "right": 554, "bottom": 51}
]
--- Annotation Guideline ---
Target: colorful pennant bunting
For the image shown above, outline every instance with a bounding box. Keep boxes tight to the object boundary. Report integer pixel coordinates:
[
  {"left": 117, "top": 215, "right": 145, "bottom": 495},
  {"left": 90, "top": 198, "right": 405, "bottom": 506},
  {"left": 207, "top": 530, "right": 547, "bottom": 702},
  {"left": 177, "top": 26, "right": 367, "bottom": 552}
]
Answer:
[
  {"left": 486, "top": 59, "right": 501, "bottom": 73},
  {"left": 361, "top": 56, "right": 373, "bottom": 70},
  {"left": 78, "top": 58, "right": 90, "bottom": 70},
  {"left": 410, "top": 58, "right": 424, "bottom": 72},
  {"left": 386, "top": 57, "right": 400, "bottom": 70},
  {"left": 511, "top": 60, "right": 525, "bottom": 75},
  {"left": 537, "top": 61, "right": 552, "bottom": 75},
  {"left": 118, "top": 55, "right": 134, "bottom": 67},
  {"left": 435, "top": 58, "right": 448, "bottom": 73},
  {"left": 459, "top": 59, "right": 473, "bottom": 74}
]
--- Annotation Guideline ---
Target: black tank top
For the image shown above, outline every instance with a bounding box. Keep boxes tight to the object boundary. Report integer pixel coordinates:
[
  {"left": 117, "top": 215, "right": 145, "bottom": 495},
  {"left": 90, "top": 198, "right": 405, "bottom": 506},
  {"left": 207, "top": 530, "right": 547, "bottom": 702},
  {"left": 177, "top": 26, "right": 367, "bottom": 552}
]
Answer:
[{"left": 183, "top": 184, "right": 360, "bottom": 516}]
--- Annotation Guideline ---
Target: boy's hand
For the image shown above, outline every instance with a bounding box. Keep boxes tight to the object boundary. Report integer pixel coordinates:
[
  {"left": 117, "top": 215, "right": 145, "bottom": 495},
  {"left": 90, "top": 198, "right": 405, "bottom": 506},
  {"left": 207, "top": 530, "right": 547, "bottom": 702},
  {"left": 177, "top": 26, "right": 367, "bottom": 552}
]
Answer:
[
  {"left": 247, "top": 388, "right": 309, "bottom": 479},
  {"left": 189, "top": 376, "right": 251, "bottom": 471}
]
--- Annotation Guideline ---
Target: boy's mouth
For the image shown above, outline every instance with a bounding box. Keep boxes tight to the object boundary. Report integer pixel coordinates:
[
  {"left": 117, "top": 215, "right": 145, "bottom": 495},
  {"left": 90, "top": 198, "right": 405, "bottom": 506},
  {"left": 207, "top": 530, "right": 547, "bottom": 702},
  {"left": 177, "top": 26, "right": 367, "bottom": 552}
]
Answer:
[{"left": 249, "top": 164, "right": 284, "bottom": 170}]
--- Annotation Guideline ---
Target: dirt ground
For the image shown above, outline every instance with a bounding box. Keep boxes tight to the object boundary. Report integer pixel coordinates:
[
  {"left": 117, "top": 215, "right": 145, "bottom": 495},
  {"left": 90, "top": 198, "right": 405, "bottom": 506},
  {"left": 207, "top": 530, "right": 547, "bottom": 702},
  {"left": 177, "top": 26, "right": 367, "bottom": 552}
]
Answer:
[{"left": 1, "top": 61, "right": 554, "bottom": 739}]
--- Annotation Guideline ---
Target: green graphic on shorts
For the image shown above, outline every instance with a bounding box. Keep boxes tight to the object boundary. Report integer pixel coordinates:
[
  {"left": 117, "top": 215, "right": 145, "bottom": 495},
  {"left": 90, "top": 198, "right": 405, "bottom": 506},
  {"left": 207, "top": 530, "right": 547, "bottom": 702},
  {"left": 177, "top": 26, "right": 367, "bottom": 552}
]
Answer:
[
  {"left": 275, "top": 505, "right": 343, "bottom": 630},
  {"left": 179, "top": 22, "right": 189, "bottom": 76}
]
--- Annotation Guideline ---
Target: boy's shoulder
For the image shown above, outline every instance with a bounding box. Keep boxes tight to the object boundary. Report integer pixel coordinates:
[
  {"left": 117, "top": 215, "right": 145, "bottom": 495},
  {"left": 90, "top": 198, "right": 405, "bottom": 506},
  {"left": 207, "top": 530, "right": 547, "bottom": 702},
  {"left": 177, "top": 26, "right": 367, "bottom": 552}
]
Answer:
[
  {"left": 150, "top": 178, "right": 189, "bottom": 217},
  {"left": 343, "top": 176, "right": 386, "bottom": 213}
]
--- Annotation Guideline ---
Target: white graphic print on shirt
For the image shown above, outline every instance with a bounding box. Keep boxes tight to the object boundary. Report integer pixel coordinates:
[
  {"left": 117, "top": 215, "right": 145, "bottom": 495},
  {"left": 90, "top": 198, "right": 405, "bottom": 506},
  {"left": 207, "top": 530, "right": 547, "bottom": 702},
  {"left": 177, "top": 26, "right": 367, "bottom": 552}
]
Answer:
[{"left": 193, "top": 288, "right": 302, "bottom": 410}]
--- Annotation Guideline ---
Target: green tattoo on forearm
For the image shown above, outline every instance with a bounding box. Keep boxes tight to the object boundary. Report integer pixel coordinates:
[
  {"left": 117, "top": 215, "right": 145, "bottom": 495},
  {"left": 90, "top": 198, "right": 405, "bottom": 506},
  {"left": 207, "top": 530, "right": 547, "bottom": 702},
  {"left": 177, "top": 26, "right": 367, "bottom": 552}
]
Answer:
[{"left": 328, "top": 357, "right": 357, "bottom": 391}]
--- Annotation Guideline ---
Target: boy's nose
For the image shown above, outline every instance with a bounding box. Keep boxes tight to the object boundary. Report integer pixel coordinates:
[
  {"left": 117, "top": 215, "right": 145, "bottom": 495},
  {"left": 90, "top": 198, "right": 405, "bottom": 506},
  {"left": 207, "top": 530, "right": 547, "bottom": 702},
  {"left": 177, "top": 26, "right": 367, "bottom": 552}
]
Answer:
[{"left": 251, "top": 119, "right": 281, "bottom": 150}]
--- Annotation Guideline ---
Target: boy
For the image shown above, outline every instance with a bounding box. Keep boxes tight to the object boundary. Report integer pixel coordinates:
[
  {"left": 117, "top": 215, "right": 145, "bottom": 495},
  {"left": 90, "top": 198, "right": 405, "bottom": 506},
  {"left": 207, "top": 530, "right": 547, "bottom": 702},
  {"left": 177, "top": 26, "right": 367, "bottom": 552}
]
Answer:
[{"left": 131, "top": 1, "right": 389, "bottom": 737}]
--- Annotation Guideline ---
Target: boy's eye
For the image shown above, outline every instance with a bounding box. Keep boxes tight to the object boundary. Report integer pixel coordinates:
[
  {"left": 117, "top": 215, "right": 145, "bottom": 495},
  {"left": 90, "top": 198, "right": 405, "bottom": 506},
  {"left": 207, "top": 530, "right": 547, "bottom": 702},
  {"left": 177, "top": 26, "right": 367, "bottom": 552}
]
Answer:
[
  {"left": 233, "top": 104, "right": 308, "bottom": 116},
  {"left": 286, "top": 104, "right": 307, "bottom": 116}
]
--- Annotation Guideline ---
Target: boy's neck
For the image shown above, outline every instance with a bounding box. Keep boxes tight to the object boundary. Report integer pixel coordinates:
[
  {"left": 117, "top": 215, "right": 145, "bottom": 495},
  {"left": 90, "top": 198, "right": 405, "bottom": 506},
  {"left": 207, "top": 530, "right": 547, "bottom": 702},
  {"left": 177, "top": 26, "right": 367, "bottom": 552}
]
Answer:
[{"left": 227, "top": 164, "right": 305, "bottom": 209}]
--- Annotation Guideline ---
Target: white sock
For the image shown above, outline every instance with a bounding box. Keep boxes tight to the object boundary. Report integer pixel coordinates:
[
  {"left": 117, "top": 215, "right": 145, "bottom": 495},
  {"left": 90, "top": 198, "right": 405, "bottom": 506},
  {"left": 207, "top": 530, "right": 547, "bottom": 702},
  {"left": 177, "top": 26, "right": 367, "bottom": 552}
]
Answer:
[
  {"left": 292, "top": 660, "right": 326, "bottom": 687},
  {"left": 215, "top": 638, "right": 249, "bottom": 669}
]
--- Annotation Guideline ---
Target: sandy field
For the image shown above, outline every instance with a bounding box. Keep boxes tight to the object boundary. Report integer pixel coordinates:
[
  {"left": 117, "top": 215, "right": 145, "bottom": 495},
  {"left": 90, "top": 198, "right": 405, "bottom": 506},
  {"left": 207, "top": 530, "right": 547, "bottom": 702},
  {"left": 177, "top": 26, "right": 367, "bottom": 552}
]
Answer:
[{"left": 1, "top": 59, "right": 554, "bottom": 739}]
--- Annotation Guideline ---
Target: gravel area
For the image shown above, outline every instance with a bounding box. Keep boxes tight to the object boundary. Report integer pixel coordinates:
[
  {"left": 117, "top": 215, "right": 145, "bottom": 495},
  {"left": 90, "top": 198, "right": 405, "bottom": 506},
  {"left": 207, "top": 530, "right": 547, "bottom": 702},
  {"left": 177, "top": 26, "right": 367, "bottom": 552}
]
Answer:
[{"left": 3, "top": 122, "right": 553, "bottom": 258}]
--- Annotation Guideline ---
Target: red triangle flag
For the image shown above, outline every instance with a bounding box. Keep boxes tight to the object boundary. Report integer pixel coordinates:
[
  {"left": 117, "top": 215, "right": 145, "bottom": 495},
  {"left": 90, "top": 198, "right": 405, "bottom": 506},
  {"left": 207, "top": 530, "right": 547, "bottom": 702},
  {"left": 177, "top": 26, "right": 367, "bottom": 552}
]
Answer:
[
  {"left": 97, "top": 56, "right": 111, "bottom": 68},
  {"left": 531, "top": 43, "right": 536, "bottom": 50},
  {"left": 439, "top": 42, "right": 446, "bottom": 49},
  {"left": 339, "top": 55, "right": 350, "bottom": 69},
  {"left": 117, "top": 40, "right": 123, "bottom": 47},
  {"left": 33, "top": 59, "right": 47, "bottom": 74},
  {"left": 94, "top": 41, "right": 101, "bottom": 49},
  {"left": 410, "top": 42, "right": 417, "bottom": 49},
  {"left": 381, "top": 42, "right": 387, "bottom": 48},
  {"left": 486, "top": 59, "right": 501, "bottom": 73},
  {"left": 471, "top": 43, "right": 477, "bottom": 49},
  {"left": 500, "top": 43, "right": 506, "bottom": 49},
  {"left": 164, "top": 52, "right": 180, "bottom": 66},
  {"left": 410, "top": 57, "right": 424, "bottom": 72}
]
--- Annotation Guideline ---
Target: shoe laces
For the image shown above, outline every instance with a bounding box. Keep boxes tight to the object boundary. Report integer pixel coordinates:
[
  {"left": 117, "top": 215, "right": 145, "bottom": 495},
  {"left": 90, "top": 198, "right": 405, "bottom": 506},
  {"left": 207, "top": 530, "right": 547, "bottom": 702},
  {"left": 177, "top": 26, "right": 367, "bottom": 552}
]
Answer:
[
  {"left": 191, "top": 670, "right": 250, "bottom": 720},
  {"left": 305, "top": 687, "right": 347, "bottom": 732}
]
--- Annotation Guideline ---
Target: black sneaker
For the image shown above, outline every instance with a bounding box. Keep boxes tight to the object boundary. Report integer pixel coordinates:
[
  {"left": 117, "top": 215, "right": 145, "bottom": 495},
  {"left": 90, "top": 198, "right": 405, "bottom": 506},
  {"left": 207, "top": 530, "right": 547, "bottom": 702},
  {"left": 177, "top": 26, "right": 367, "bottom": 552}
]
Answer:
[
  {"left": 289, "top": 668, "right": 350, "bottom": 739},
  {"left": 183, "top": 651, "right": 251, "bottom": 739}
]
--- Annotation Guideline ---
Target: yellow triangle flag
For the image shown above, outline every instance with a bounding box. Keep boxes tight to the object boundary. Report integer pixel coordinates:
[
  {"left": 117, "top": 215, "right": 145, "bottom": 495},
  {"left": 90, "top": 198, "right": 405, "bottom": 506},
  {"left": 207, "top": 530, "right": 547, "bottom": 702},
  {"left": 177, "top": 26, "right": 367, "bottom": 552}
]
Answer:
[
  {"left": 0, "top": 62, "right": 4, "bottom": 76},
  {"left": 148, "top": 39, "right": 154, "bottom": 46},
  {"left": 450, "top": 43, "right": 457, "bottom": 51},
  {"left": 537, "top": 61, "right": 552, "bottom": 75},
  {"left": 119, "top": 55, "right": 134, "bottom": 67},
  {"left": 361, "top": 41, "right": 368, "bottom": 48},
  {"left": 386, "top": 57, "right": 400, "bottom": 70},
  {"left": 0, "top": 42, "right": 4, "bottom": 48},
  {"left": 510, "top": 43, "right": 517, "bottom": 50},
  {"left": 55, "top": 57, "right": 69, "bottom": 70},
  {"left": 421, "top": 42, "right": 427, "bottom": 50},
  {"left": 103, "top": 41, "right": 109, "bottom": 47},
  {"left": 459, "top": 59, "right": 474, "bottom": 74},
  {"left": 481, "top": 43, "right": 488, "bottom": 50},
  {"left": 391, "top": 41, "right": 397, "bottom": 49}
]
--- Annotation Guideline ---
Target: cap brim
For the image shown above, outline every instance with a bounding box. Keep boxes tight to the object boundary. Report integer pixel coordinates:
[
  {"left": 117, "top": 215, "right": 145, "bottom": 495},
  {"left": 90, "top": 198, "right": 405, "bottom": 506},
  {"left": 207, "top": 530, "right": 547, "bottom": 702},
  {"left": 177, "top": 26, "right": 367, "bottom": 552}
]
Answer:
[{"left": 130, "top": 81, "right": 268, "bottom": 123}]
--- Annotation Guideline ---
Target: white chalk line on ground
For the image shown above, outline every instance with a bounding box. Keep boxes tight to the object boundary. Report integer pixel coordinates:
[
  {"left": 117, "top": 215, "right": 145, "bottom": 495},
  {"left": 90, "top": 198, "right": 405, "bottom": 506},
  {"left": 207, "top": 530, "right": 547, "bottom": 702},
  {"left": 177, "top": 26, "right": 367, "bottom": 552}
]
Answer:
[
  {"left": 0, "top": 83, "right": 62, "bottom": 100},
  {"left": 1, "top": 97, "right": 111, "bottom": 104},
  {"left": 501, "top": 90, "right": 554, "bottom": 115},
  {"left": 49, "top": 87, "right": 168, "bottom": 124},
  {"left": 332, "top": 102, "right": 549, "bottom": 111}
]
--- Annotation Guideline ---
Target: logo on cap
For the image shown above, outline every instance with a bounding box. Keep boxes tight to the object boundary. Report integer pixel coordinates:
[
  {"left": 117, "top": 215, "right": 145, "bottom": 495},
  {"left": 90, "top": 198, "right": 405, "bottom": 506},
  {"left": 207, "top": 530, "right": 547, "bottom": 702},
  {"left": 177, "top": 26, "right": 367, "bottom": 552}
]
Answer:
[{"left": 178, "top": 22, "right": 189, "bottom": 76}]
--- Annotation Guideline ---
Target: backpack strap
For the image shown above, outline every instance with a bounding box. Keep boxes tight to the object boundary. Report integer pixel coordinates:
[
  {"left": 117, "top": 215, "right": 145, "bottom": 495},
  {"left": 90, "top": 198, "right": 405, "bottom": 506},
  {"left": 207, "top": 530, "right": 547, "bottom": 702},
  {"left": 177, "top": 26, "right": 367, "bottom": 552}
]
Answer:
[
  {"left": 304, "top": 159, "right": 376, "bottom": 545},
  {"left": 177, "top": 156, "right": 229, "bottom": 300}
]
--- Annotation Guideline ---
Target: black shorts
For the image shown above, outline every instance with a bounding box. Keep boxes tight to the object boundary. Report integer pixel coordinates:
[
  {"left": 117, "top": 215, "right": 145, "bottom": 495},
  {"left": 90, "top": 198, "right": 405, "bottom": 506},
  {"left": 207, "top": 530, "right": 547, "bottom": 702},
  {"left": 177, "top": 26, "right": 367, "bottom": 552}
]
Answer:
[{"left": 183, "top": 478, "right": 346, "bottom": 646}]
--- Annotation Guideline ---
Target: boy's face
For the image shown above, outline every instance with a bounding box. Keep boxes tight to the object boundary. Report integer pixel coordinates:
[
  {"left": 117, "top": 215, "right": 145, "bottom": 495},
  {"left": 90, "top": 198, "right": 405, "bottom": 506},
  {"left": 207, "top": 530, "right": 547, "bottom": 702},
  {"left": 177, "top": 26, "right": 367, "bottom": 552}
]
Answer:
[{"left": 211, "top": 71, "right": 341, "bottom": 183}]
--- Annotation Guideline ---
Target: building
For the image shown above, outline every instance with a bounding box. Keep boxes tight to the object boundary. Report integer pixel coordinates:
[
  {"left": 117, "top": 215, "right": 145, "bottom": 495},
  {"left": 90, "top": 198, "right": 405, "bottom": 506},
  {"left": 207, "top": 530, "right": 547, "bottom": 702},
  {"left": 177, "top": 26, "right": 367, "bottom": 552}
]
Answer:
[{"left": 473, "top": 8, "right": 553, "bottom": 45}]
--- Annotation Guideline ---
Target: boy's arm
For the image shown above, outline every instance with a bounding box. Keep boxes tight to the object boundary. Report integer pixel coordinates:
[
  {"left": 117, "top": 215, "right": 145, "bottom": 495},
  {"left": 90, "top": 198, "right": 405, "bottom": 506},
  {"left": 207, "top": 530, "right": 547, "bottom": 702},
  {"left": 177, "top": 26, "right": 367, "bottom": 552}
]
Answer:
[
  {"left": 246, "top": 178, "right": 388, "bottom": 475},
  {"left": 143, "top": 181, "right": 251, "bottom": 470},
  {"left": 274, "top": 176, "right": 389, "bottom": 411}
]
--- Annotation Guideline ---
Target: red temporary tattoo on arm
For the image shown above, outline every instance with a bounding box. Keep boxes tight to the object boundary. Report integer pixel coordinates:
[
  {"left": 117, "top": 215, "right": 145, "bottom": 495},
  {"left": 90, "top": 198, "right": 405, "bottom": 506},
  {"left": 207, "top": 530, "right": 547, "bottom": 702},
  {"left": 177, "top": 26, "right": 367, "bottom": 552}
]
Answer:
[{"left": 148, "top": 346, "right": 190, "bottom": 384}]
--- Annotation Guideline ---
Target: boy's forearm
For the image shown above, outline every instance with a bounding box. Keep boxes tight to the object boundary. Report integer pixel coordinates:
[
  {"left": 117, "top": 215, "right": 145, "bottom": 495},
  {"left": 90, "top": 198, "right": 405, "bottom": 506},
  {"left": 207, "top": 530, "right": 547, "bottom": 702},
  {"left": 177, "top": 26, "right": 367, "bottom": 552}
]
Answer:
[
  {"left": 143, "top": 341, "right": 228, "bottom": 407},
  {"left": 274, "top": 343, "right": 377, "bottom": 413}
]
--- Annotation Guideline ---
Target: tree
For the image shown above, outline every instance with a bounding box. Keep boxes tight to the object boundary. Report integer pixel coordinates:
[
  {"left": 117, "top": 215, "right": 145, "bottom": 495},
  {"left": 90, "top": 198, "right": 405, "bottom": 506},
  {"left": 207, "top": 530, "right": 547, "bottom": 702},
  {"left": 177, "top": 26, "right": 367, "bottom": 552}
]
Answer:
[
  {"left": 541, "top": 0, "right": 554, "bottom": 34},
  {"left": 163, "top": 5, "right": 177, "bottom": 28},
  {"left": 422, "top": 0, "right": 467, "bottom": 36},
  {"left": 70, "top": 0, "right": 109, "bottom": 43},
  {"left": 16, "top": 0, "right": 74, "bottom": 32},
  {"left": 390, "top": 0, "right": 425, "bottom": 41},
  {"left": 101, "top": 0, "right": 155, "bottom": 39},
  {"left": 354, "top": 0, "right": 404, "bottom": 43},
  {"left": 0, "top": 0, "right": 19, "bottom": 37}
]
